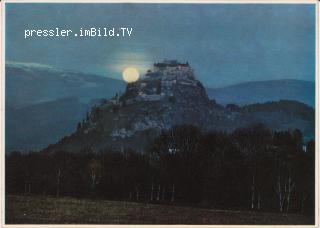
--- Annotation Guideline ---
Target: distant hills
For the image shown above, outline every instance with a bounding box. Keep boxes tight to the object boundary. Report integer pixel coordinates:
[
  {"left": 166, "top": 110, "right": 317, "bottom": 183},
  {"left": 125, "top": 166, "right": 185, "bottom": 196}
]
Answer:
[
  {"left": 5, "top": 62, "right": 125, "bottom": 152},
  {"left": 5, "top": 62, "right": 315, "bottom": 152},
  {"left": 206, "top": 79, "right": 315, "bottom": 107},
  {"left": 6, "top": 97, "right": 92, "bottom": 152},
  {"left": 6, "top": 62, "right": 125, "bottom": 108}
]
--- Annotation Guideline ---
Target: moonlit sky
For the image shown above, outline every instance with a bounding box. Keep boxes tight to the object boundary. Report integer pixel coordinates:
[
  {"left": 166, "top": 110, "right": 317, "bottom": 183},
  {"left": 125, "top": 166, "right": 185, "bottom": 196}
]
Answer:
[{"left": 6, "top": 3, "right": 315, "bottom": 88}]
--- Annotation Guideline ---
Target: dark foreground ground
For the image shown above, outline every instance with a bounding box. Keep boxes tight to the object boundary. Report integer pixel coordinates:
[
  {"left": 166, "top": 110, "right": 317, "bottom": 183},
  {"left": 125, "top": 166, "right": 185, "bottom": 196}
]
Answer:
[{"left": 6, "top": 195, "right": 314, "bottom": 225}]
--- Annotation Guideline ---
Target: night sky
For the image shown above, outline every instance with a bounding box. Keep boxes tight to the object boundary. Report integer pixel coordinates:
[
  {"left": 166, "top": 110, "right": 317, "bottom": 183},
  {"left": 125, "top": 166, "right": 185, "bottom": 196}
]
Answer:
[{"left": 6, "top": 3, "right": 315, "bottom": 88}]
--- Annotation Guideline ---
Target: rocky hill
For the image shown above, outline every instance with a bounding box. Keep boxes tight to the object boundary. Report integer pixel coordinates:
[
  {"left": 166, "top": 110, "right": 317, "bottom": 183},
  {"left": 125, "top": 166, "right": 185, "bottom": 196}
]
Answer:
[{"left": 45, "top": 60, "right": 314, "bottom": 153}]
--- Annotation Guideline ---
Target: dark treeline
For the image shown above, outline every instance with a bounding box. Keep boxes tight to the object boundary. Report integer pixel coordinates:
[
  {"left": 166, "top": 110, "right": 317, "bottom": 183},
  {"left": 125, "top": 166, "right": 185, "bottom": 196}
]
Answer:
[{"left": 6, "top": 124, "right": 314, "bottom": 215}]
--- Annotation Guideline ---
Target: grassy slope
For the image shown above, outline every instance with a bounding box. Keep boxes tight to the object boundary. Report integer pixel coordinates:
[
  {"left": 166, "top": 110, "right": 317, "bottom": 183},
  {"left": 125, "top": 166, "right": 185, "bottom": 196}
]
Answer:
[{"left": 6, "top": 195, "right": 314, "bottom": 225}]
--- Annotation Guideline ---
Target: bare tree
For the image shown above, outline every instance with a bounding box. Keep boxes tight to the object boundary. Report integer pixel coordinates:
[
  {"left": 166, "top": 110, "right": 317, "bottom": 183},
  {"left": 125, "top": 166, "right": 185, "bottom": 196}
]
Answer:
[
  {"left": 161, "top": 185, "right": 166, "bottom": 201},
  {"left": 135, "top": 186, "right": 140, "bottom": 201},
  {"left": 157, "top": 185, "right": 161, "bottom": 201},
  {"left": 56, "top": 168, "right": 61, "bottom": 197},
  {"left": 251, "top": 174, "right": 255, "bottom": 209},
  {"left": 171, "top": 183, "right": 175, "bottom": 202},
  {"left": 275, "top": 167, "right": 295, "bottom": 213},
  {"left": 257, "top": 193, "right": 261, "bottom": 210},
  {"left": 234, "top": 124, "right": 271, "bottom": 211},
  {"left": 150, "top": 182, "right": 154, "bottom": 201},
  {"left": 285, "top": 174, "right": 295, "bottom": 212},
  {"left": 276, "top": 172, "right": 286, "bottom": 213},
  {"left": 88, "top": 158, "right": 102, "bottom": 189}
]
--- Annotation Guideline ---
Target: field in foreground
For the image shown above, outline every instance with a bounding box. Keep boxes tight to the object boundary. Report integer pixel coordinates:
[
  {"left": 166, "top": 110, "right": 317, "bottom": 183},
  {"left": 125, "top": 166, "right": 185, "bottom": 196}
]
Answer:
[{"left": 6, "top": 195, "right": 314, "bottom": 225}]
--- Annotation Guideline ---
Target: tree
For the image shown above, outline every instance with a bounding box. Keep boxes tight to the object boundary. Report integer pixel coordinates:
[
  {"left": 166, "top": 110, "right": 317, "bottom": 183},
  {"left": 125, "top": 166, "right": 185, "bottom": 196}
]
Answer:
[
  {"left": 150, "top": 125, "right": 202, "bottom": 203},
  {"left": 233, "top": 124, "right": 271, "bottom": 210},
  {"left": 87, "top": 158, "right": 102, "bottom": 191}
]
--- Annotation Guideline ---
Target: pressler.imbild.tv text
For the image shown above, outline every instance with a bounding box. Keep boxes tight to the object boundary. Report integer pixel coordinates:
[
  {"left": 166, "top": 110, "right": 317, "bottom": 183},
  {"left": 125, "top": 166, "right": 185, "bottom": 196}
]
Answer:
[{"left": 24, "top": 27, "right": 134, "bottom": 39}]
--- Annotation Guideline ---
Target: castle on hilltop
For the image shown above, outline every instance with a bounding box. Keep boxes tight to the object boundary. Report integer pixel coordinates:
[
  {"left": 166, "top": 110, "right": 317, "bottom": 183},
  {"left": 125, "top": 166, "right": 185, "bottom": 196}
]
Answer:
[
  {"left": 125, "top": 60, "right": 198, "bottom": 103},
  {"left": 145, "top": 60, "right": 194, "bottom": 80},
  {"left": 154, "top": 60, "right": 189, "bottom": 70}
]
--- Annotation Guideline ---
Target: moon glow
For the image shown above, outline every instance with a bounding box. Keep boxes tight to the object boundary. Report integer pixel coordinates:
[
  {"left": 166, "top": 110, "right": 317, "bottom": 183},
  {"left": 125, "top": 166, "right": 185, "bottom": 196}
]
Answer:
[{"left": 122, "top": 67, "right": 140, "bottom": 83}]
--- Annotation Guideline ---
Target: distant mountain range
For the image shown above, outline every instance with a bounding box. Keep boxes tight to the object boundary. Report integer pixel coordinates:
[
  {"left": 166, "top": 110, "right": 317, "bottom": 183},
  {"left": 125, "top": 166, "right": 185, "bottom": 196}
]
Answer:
[
  {"left": 6, "top": 62, "right": 125, "bottom": 109},
  {"left": 206, "top": 79, "right": 315, "bottom": 107},
  {"left": 6, "top": 62, "right": 125, "bottom": 152},
  {"left": 5, "top": 62, "right": 315, "bottom": 152}
]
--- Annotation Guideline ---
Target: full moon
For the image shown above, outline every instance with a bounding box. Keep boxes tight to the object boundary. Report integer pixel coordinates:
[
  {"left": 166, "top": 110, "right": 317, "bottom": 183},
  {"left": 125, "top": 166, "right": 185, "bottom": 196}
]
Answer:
[{"left": 122, "top": 67, "right": 140, "bottom": 83}]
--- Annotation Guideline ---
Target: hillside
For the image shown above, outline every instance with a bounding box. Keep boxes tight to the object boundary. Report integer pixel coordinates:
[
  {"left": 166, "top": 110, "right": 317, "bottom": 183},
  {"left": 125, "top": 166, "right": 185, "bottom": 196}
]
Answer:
[
  {"left": 6, "top": 62, "right": 125, "bottom": 108},
  {"left": 5, "top": 62, "right": 125, "bottom": 152},
  {"left": 234, "top": 100, "right": 315, "bottom": 140},
  {"left": 46, "top": 61, "right": 315, "bottom": 153},
  {"left": 6, "top": 97, "right": 91, "bottom": 152},
  {"left": 206, "top": 79, "right": 315, "bottom": 107}
]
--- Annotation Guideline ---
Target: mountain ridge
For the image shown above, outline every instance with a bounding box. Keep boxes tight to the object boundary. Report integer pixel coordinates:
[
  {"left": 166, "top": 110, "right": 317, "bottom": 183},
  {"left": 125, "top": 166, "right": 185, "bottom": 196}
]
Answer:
[
  {"left": 6, "top": 63, "right": 125, "bottom": 109},
  {"left": 206, "top": 79, "right": 315, "bottom": 107}
]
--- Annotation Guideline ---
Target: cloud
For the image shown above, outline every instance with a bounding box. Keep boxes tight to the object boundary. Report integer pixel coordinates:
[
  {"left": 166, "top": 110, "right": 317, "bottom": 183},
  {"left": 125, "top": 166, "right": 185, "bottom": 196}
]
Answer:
[{"left": 6, "top": 60, "right": 55, "bottom": 70}]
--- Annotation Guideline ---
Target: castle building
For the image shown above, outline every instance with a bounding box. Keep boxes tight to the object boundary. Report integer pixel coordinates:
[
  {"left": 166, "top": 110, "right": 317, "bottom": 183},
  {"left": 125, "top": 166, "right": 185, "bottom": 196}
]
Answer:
[
  {"left": 146, "top": 60, "right": 193, "bottom": 79},
  {"left": 128, "top": 60, "right": 196, "bottom": 103}
]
